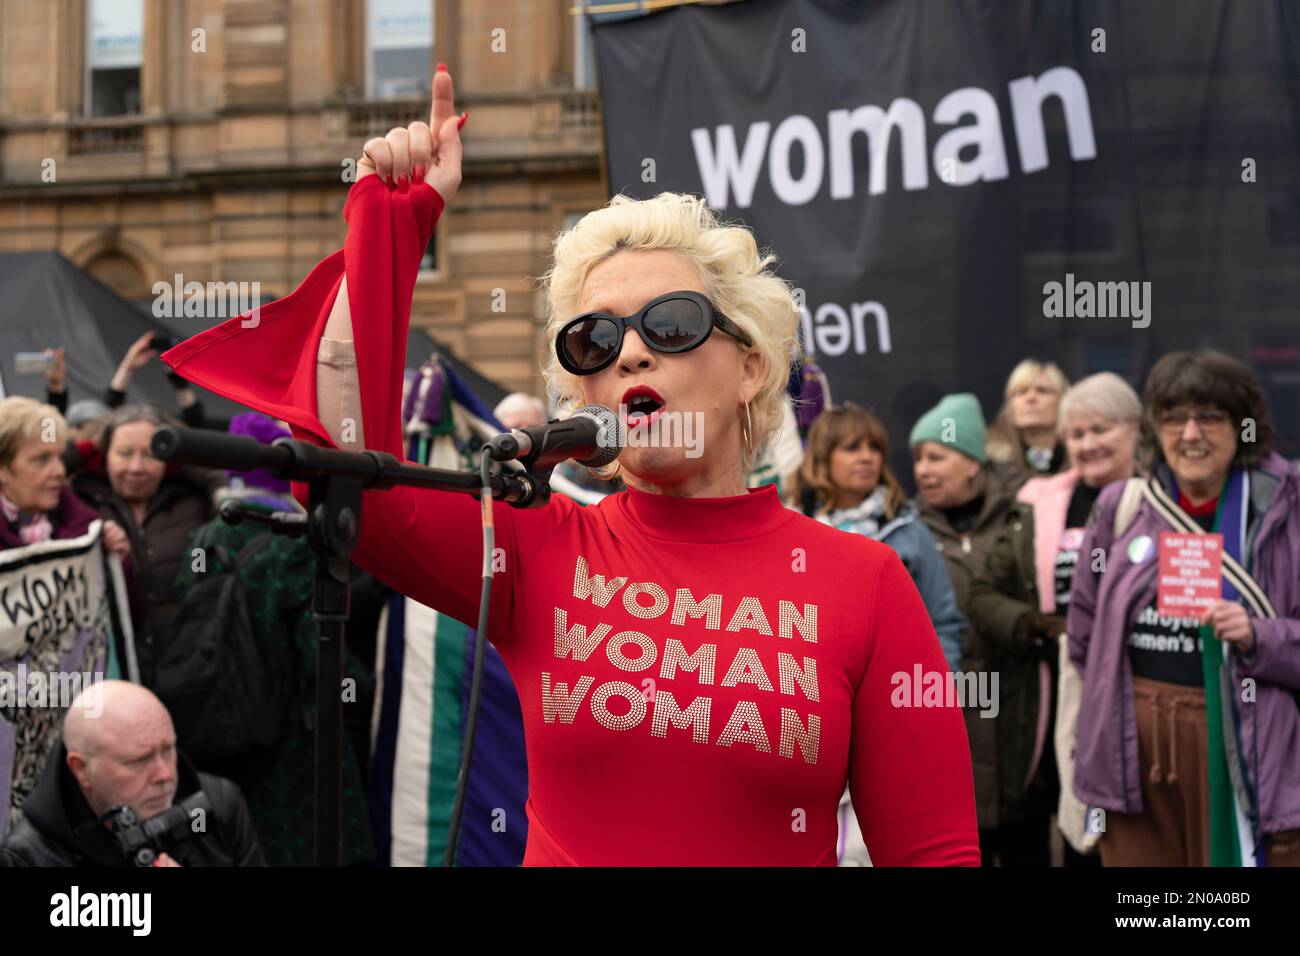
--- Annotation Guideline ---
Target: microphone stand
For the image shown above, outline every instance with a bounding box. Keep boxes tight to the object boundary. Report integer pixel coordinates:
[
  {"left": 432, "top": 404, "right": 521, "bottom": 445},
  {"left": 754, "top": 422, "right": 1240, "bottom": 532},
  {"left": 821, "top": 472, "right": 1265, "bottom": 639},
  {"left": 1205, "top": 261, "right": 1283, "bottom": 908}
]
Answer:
[{"left": 150, "top": 425, "right": 553, "bottom": 867}]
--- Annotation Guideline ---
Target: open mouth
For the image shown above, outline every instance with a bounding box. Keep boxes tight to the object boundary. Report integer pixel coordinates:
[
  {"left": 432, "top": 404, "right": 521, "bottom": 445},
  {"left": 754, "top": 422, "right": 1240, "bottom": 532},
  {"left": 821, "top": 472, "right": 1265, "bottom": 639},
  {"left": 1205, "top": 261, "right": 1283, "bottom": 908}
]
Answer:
[{"left": 623, "top": 388, "right": 666, "bottom": 429}]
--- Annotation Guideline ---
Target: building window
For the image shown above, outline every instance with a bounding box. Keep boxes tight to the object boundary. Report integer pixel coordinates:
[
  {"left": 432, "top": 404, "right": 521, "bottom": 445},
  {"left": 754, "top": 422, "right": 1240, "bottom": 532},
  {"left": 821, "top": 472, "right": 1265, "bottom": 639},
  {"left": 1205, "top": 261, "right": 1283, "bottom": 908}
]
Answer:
[
  {"left": 86, "top": 0, "right": 143, "bottom": 117},
  {"left": 573, "top": 3, "right": 596, "bottom": 90},
  {"left": 367, "top": 0, "right": 434, "bottom": 100}
]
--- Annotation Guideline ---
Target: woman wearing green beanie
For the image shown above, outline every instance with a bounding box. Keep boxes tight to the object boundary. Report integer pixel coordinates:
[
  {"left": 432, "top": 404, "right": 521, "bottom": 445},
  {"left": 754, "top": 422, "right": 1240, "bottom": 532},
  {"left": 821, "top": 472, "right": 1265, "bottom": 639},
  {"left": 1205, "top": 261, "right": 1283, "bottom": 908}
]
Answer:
[{"left": 911, "top": 394, "right": 1050, "bottom": 865}]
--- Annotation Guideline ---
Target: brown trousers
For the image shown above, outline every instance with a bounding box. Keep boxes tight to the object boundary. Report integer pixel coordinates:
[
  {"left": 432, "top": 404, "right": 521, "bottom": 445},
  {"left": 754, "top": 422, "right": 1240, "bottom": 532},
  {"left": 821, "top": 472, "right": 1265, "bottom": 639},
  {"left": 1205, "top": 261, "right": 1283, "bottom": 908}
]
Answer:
[{"left": 1100, "top": 676, "right": 1300, "bottom": 867}]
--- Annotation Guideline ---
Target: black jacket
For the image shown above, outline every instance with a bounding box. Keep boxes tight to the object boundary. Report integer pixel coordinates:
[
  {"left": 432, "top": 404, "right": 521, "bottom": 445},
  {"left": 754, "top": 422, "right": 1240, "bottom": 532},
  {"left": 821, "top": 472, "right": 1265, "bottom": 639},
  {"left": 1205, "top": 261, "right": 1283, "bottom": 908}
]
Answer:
[
  {"left": 0, "top": 744, "right": 265, "bottom": 867},
  {"left": 72, "top": 470, "right": 215, "bottom": 687}
]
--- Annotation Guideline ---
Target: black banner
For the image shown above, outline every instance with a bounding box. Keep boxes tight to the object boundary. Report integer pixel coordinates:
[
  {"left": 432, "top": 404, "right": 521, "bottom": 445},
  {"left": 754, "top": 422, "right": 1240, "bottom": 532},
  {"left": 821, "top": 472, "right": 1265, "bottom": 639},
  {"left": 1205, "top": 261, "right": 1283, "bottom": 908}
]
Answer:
[{"left": 594, "top": 0, "right": 1300, "bottom": 481}]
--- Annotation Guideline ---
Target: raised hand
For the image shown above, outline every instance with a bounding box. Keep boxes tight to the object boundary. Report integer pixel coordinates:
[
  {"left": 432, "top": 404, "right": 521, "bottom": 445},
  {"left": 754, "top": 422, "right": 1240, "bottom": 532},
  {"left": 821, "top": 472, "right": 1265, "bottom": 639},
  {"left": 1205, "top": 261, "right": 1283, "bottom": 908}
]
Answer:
[
  {"left": 44, "top": 347, "right": 66, "bottom": 394},
  {"left": 125, "top": 332, "right": 158, "bottom": 372},
  {"left": 357, "top": 64, "right": 465, "bottom": 204},
  {"left": 112, "top": 332, "right": 159, "bottom": 392}
]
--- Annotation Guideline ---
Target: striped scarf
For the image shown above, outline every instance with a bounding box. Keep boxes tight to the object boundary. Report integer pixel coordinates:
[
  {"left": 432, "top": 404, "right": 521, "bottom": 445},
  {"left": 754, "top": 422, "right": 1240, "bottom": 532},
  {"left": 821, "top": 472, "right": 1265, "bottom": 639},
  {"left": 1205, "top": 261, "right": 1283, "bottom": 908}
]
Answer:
[
  {"left": 818, "top": 486, "right": 888, "bottom": 537},
  {"left": 1176, "top": 470, "right": 1253, "bottom": 867}
]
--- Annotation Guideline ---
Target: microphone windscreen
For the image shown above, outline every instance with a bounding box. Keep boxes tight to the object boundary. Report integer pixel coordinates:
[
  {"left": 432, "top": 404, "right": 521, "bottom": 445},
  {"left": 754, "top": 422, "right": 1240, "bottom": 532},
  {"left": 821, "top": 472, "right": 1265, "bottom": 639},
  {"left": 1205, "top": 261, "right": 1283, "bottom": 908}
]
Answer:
[{"left": 572, "top": 404, "right": 622, "bottom": 467}]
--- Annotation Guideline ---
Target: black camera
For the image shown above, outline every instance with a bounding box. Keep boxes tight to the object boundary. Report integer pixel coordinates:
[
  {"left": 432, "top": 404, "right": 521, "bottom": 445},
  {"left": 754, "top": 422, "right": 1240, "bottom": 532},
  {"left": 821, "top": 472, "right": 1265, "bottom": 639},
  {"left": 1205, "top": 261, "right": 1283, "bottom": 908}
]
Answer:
[{"left": 102, "top": 791, "right": 211, "bottom": 867}]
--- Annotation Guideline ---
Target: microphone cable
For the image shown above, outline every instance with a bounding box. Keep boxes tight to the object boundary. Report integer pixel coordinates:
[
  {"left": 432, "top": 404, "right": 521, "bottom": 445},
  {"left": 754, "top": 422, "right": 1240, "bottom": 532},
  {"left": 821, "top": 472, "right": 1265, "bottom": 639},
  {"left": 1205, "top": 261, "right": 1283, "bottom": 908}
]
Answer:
[
  {"left": 444, "top": 445, "right": 497, "bottom": 867},
  {"left": 445, "top": 406, "right": 620, "bottom": 865}
]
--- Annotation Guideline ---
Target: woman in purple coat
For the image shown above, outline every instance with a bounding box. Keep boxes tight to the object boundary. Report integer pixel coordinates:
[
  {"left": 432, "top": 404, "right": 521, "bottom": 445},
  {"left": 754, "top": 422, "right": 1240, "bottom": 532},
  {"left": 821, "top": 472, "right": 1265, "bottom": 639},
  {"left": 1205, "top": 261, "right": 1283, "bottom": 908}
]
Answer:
[{"left": 1068, "top": 351, "right": 1300, "bottom": 866}]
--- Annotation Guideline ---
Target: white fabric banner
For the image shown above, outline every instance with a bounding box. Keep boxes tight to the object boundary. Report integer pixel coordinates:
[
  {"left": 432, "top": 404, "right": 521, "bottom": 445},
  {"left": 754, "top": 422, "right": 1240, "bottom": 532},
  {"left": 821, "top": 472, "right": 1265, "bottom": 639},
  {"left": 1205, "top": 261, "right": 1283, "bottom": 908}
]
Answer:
[{"left": 1, "top": 522, "right": 113, "bottom": 835}]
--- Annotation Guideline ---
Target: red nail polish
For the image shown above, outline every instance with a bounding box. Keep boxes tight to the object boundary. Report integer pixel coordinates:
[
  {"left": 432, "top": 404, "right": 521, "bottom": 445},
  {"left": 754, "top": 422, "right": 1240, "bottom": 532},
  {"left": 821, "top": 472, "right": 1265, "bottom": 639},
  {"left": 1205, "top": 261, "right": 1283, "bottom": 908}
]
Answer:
[
  {"left": 414, "top": 164, "right": 425, "bottom": 180},
  {"left": 457, "top": 111, "right": 468, "bottom": 131},
  {"left": 437, "top": 62, "right": 447, "bottom": 73},
  {"left": 398, "top": 174, "right": 408, "bottom": 188}
]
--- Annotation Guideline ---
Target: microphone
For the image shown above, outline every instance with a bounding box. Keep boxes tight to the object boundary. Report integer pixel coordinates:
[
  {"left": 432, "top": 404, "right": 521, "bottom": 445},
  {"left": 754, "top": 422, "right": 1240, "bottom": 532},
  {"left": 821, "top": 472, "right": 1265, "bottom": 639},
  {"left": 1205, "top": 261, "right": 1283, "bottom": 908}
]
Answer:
[
  {"left": 151, "top": 424, "right": 294, "bottom": 473},
  {"left": 487, "top": 404, "right": 623, "bottom": 470}
]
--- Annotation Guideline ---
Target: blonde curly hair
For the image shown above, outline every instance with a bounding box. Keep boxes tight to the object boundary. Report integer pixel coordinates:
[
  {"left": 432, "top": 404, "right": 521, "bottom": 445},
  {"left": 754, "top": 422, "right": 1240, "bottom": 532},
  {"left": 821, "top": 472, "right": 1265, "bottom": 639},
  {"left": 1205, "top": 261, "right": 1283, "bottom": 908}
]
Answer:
[{"left": 539, "top": 191, "right": 799, "bottom": 474}]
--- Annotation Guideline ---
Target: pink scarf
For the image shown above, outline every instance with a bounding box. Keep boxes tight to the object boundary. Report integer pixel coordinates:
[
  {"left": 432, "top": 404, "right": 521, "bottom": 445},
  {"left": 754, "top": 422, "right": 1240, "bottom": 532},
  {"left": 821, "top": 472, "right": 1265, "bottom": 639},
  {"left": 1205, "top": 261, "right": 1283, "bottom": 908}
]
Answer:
[{"left": 1, "top": 491, "right": 54, "bottom": 545}]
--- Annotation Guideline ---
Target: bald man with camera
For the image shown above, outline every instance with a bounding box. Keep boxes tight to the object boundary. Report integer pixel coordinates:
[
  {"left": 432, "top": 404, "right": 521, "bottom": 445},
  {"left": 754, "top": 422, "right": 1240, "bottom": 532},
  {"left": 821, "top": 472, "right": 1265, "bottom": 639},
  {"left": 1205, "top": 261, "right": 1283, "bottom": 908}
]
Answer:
[{"left": 1, "top": 680, "right": 264, "bottom": 867}]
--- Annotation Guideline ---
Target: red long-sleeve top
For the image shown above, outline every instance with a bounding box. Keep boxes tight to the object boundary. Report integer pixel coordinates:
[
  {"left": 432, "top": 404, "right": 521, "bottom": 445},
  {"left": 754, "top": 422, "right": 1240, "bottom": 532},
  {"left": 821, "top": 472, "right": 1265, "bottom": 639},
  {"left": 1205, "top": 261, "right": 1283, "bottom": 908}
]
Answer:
[{"left": 164, "top": 174, "right": 979, "bottom": 866}]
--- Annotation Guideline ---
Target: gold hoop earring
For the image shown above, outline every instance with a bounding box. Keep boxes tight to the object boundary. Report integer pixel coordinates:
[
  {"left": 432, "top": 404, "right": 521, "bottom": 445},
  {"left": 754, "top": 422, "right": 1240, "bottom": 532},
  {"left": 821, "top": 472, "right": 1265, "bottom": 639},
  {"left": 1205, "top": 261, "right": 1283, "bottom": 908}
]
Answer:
[
  {"left": 741, "top": 402, "right": 754, "bottom": 456},
  {"left": 588, "top": 459, "right": 622, "bottom": 482}
]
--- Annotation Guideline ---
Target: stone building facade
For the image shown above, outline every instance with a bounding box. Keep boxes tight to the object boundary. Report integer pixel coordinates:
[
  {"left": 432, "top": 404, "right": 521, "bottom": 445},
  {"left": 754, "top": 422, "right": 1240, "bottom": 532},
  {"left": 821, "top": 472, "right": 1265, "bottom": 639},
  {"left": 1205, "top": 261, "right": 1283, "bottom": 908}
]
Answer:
[{"left": 0, "top": 0, "right": 611, "bottom": 398}]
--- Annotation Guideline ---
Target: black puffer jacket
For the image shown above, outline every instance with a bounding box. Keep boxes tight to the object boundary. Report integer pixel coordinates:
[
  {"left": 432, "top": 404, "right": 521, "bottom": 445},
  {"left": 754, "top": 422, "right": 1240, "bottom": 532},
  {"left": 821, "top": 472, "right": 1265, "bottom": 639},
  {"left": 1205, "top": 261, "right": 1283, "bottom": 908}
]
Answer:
[
  {"left": 0, "top": 743, "right": 265, "bottom": 867},
  {"left": 72, "top": 470, "right": 215, "bottom": 687}
]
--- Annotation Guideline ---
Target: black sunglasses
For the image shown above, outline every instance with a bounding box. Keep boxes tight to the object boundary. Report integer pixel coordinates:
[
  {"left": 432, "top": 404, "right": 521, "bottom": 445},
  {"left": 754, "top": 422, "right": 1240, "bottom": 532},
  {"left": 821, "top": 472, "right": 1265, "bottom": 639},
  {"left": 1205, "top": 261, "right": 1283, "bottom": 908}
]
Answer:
[{"left": 556, "top": 290, "right": 753, "bottom": 376}]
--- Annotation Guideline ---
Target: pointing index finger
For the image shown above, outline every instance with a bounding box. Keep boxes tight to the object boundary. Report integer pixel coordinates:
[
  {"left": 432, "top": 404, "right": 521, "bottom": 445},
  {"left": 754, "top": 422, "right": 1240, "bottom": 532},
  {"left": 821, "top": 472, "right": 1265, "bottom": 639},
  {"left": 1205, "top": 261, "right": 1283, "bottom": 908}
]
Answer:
[{"left": 431, "top": 64, "right": 455, "bottom": 134}]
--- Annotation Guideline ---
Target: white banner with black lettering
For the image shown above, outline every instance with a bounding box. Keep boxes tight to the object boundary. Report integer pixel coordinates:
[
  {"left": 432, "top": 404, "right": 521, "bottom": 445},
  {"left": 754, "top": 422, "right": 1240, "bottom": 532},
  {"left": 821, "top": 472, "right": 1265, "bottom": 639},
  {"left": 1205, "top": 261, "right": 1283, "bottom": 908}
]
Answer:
[{"left": 0, "top": 522, "right": 115, "bottom": 835}]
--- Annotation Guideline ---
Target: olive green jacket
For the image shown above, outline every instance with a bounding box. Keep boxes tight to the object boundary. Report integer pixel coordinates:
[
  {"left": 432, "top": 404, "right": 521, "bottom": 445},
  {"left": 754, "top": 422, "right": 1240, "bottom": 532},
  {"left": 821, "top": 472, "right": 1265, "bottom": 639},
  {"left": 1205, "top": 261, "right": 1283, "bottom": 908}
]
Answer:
[
  {"left": 916, "top": 469, "right": 1053, "bottom": 829},
  {"left": 966, "top": 504, "right": 1060, "bottom": 830}
]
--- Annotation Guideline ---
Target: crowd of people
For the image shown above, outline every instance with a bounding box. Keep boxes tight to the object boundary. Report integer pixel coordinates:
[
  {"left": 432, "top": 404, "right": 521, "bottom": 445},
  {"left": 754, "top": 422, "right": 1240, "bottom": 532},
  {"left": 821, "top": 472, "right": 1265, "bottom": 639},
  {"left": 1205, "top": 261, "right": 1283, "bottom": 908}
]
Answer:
[
  {"left": 778, "top": 352, "right": 1299, "bottom": 868},
  {"left": 3, "top": 330, "right": 1293, "bottom": 868},
  {"left": 0, "top": 335, "right": 380, "bottom": 866},
  {"left": 0, "top": 63, "right": 1294, "bottom": 865}
]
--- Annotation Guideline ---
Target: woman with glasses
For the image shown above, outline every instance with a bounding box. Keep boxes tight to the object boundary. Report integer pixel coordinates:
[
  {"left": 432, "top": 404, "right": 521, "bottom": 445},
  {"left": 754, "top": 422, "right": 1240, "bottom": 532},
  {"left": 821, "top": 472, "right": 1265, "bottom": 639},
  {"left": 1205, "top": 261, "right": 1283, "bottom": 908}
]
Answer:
[
  {"left": 164, "top": 68, "right": 979, "bottom": 866},
  {"left": 1068, "top": 351, "right": 1300, "bottom": 866}
]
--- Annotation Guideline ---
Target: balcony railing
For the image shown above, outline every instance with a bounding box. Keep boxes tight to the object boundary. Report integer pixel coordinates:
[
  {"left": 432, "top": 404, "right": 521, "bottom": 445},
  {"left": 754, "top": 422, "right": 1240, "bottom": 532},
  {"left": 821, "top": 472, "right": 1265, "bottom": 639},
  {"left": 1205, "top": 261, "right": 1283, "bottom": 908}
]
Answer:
[
  {"left": 346, "top": 99, "right": 426, "bottom": 140},
  {"left": 343, "top": 90, "right": 601, "bottom": 141},
  {"left": 67, "top": 121, "right": 145, "bottom": 156},
  {"left": 560, "top": 91, "right": 600, "bottom": 132}
]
